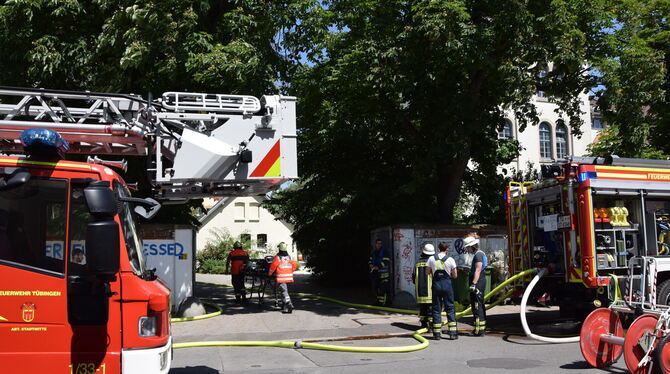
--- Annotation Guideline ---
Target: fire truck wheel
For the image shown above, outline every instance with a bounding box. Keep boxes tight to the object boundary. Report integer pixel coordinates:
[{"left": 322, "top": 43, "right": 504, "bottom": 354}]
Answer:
[
  {"left": 655, "top": 334, "right": 670, "bottom": 374},
  {"left": 623, "top": 314, "right": 662, "bottom": 374},
  {"left": 580, "top": 308, "right": 624, "bottom": 368},
  {"left": 657, "top": 279, "right": 670, "bottom": 306}
]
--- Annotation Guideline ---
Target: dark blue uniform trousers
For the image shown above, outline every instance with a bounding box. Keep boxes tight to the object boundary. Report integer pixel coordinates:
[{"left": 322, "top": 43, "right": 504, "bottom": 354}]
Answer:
[{"left": 431, "top": 277, "right": 457, "bottom": 336}]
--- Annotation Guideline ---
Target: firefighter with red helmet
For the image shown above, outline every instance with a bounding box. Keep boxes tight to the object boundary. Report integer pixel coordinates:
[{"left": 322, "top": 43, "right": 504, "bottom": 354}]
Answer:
[
  {"left": 227, "top": 241, "right": 249, "bottom": 303},
  {"left": 269, "top": 242, "right": 298, "bottom": 313}
]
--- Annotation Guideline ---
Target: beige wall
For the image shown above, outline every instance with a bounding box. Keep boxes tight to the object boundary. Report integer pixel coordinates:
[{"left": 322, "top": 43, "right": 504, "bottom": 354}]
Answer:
[
  {"left": 197, "top": 196, "right": 297, "bottom": 259},
  {"left": 502, "top": 91, "right": 596, "bottom": 175}
]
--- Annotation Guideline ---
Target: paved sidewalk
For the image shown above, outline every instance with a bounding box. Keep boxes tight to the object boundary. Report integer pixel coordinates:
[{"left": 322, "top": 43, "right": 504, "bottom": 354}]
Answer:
[
  {"left": 173, "top": 272, "right": 576, "bottom": 343},
  {"left": 174, "top": 272, "right": 418, "bottom": 344}
]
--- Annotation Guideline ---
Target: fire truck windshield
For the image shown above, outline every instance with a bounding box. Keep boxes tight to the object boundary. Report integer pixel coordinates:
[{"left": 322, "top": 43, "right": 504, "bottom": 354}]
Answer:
[
  {"left": 114, "top": 181, "right": 146, "bottom": 276},
  {"left": 0, "top": 176, "right": 67, "bottom": 276}
]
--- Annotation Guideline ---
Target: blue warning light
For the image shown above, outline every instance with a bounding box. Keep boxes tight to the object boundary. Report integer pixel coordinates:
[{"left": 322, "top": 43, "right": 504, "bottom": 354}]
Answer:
[
  {"left": 578, "top": 171, "right": 598, "bottom": 182},
  {"left": 19, "top": 128, "right": 69, "bottom": 158}
]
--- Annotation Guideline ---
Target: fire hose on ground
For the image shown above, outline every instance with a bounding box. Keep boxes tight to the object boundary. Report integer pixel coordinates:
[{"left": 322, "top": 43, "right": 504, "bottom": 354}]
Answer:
[
  {"left": 519, "top": 268, "right": 580, "bottom": 343},
  {"left": 171, "top": 268, "right": 541, "bottom": 353}
]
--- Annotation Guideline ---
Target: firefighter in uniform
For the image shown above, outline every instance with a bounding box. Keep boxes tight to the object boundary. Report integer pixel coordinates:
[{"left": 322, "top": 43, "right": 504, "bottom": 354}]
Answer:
[
  {"left": 268, "top": 243, "right": 298, "bottom": 313},
  {"left": 226, "top": 241, "right": 249, "bottom": 303},
  {"left": 369, "top": 239, "right": 391, "bottom": 305},
  {"left": 465, "top": 236, "right": 488, "bottom": 336},
  {"left": 413, "top": 243, "right": 434, "bottom": 328},
  {"left": 426, "top": 241, "right": 458, "bottom": 340}
]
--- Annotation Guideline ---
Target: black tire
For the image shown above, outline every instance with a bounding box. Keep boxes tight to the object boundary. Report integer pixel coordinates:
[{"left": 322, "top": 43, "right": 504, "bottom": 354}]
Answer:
[
  {"left": 658, "top": 279, "right": 670, "bottom": 306},
  {"left": 656, "top": 334, "right": 670, "bottom": 374}
]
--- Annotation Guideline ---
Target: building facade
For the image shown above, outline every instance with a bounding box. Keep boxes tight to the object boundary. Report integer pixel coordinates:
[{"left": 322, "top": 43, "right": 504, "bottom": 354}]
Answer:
[
  {"left": 197, "top": 196, "right": 297, "bottom": 259},
  {"left": 499, "top": 91, "right": 604, "bottom": 174}
]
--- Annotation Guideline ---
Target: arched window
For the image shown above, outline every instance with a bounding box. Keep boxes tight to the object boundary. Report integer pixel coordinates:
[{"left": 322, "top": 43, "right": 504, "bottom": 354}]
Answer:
[
  {"left": 539, "top": 122, "right": 552, "bottom": 159},
  {"left": 555, "top": 124, "right": 569, "bottom": 159},
  {"left": 498, "top": 119, "right": 513, "bottom": 140}
]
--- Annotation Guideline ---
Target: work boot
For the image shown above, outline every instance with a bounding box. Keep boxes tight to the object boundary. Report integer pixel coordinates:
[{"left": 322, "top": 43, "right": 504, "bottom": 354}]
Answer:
[
  {"left": 449, "top": 334, "right": 458, "bottom": 340},
  {"left": 287, "top": 303, "right": 294, "bottom": 314},
  {"left": 432, "top": 333, "right": 441, "bottom": 340}
]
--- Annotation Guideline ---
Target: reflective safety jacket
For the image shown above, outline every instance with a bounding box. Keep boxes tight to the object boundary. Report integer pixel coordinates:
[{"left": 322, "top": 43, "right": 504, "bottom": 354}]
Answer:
[
  {"left": 369, "top": 248, "right": 391, "bottom": 279},
  {"left": 413, "top": 255, "right": 432, "bottom": 304},
  {"left": 228, "top": 248, "right": 249, "bottom": 275},
  {"left": 269, "top": 255, "right": 298, "bottom": 283}
]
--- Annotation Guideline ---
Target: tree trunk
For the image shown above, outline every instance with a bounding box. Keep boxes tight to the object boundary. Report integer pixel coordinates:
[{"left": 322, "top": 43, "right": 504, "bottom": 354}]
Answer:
[{"left": 437, "top": 148, "right": 471, "bottom": 223}]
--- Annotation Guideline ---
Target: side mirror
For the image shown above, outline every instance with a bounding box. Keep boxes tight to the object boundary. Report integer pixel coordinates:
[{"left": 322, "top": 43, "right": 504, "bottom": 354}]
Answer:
[
  {"left": 84, "top": 183, "right": 117, "bottom": 217},
  {"left": 0, "top": 168, "right": 30, "bottom": 191},
  {"left": 119, "top": 196, "right": 161, "bottom": 220},
  {"left": 86, "top": 220, "right": 120, "bottom": 275}
]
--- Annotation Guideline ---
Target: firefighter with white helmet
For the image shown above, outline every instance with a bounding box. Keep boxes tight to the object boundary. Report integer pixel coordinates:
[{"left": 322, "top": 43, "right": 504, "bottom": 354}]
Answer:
[
  {"left": 465, "top": 236, "right": 488, "bottom": 336},
  {"left": 413, "top": 243, "right": 434, "bottom": 328}
]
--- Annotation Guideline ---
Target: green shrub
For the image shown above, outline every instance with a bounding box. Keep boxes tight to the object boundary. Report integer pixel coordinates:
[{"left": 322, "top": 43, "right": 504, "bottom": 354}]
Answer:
[
  {"left": 196, "top": 228, "right": 258, "bottom": 273},
  {"left": 198, "top": 259, "right": 228, "bottom": 274}
]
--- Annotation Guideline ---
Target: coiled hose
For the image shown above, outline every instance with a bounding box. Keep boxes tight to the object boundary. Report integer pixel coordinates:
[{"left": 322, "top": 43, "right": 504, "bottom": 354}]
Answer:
[
  {"left": 172, "top": 268, "right": 539, "bottom": 353},
  {"left": 519, "top": 268, "right": 579, "bottom": 343}
]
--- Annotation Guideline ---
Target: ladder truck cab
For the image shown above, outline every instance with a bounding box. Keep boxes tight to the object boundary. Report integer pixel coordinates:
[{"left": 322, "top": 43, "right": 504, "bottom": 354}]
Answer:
[
  {"left": 0, "top": 86, "right": 297, "bottom": 374},
  {"left": 506, "top": 157, "right": 670, "bottom": 317}
]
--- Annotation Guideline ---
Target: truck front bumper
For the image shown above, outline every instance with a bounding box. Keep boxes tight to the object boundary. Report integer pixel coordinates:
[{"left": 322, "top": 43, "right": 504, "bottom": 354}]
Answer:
[{"left": 122, "top": 337, "right": 172, "bottom": 374}]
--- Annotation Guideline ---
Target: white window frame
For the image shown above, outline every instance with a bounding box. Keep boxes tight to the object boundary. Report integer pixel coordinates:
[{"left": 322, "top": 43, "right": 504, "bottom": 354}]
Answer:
[
  {"left": 248, "top": 202, "right": 260, "bottom": 222},
  {"left": 234, "top": 202, "right": 245, "bottom": 222},
  {"left": 539, "top": 122, "right": 553, "bottom": 160},
  {"left": 257, "top": 234, "right": 267, "bottom": 249},
  {"left": 498, "top": 119, "right": 514, "bottom": 140},
  {"left": 555, "top": 124, "right": 569, "bottom": 160}
]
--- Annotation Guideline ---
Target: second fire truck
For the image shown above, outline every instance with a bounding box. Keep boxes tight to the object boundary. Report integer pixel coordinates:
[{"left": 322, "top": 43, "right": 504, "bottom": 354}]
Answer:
[{"left": 507, "top": 156, "right": 670, "bottom": 316}]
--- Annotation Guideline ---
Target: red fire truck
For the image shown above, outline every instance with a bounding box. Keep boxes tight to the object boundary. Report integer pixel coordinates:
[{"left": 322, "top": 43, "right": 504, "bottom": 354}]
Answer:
[
  {"left": 506, "top": 156, "right": 670, "bottom": 316},
  {"left": 0, "top": 86, "right": 297, "bottom": 373}
]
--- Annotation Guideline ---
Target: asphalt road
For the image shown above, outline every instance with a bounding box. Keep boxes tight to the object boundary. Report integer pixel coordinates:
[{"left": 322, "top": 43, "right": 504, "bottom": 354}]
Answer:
[
  {"left": 168, "top": 274, "right": 628, "bottom": 373},
  {"left": 169, "top": 332, "right": 628, "bottom": 374}
]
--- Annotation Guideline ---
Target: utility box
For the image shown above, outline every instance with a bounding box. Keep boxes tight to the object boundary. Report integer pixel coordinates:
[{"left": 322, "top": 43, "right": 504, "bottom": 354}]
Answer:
[
  {"left": 370, "top": 225, "right": 508, "bottom": 307},
  {"left": 140, "top": 225, "right": 196, "bottom": 313}
]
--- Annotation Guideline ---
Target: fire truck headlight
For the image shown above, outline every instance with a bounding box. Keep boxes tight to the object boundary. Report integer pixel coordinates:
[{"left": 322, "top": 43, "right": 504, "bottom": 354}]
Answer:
[{"left": 138, "top": 316, "right": 157, "bottom": 337}]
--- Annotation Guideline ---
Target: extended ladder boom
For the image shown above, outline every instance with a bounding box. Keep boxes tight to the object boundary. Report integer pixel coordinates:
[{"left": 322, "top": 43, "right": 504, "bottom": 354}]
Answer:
[{"left": 0, "top": 86, "right": 297, "bottom": 199}]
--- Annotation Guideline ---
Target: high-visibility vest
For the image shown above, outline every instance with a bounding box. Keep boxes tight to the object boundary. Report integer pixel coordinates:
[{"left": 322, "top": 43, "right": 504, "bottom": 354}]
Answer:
[
  {"left": 369, "top": 249, "right": 391, "bottom": 279},
  {"left": 414, "top": 257, "right": 432, "bottom": 304},
  {"left": 269, "top": 256, "right": 297, "bottom": 283},
  {"left": 433, "top": 253, "right": 452, "bottom": 281}
]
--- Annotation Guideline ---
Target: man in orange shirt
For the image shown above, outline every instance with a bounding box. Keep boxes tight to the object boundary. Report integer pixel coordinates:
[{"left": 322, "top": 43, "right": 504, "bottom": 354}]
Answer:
[
  {"left": 227, "top": 241, "right": 249, "bottom": 303},
  {"left": 268, "top": 242, "right": 298, "bottom": 313}
]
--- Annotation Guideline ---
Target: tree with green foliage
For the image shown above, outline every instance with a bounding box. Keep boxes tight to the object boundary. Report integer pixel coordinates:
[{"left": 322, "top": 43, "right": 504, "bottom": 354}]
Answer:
[
  {"left": 267, "top": 0, "right": 611, "bottom": 281},
  {"left": 0, "top": 0, "right": 292, "bottom": 95},
  {"left": 588, "top": 0, "right": 669, "bottom": 159},
  {"left": 0, "top": 0, "right": 297, "bottom": 225}
]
